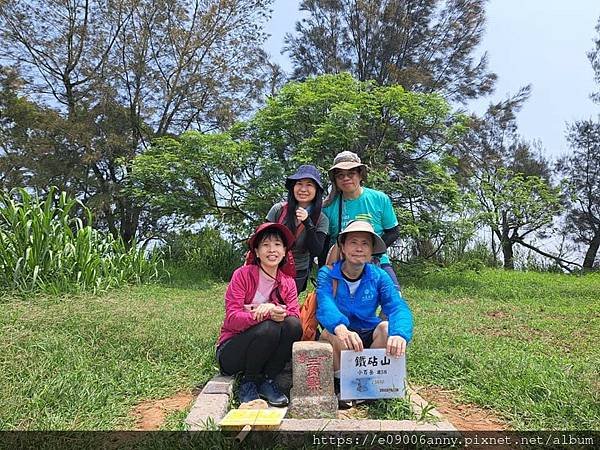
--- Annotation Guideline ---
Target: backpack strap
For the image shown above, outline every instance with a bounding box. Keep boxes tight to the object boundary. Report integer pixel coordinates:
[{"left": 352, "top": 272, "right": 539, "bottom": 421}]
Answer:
[
  {"left": 327, "top": 264, "right": 338, "bottom": 297},
  {"left": 337, "top": 195, "right": 343, "bottom": 234},
  {"left": 278, "top": 202, "right": 305, "bottom": 240},
  {"left": 277, "top": 202, "right": 288, "bottom": 224}
]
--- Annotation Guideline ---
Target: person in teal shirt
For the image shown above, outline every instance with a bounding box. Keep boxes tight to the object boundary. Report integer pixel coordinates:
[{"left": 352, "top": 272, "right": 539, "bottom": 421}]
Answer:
[{"left": 322, "top": 151, "right": 401, "bottom": 290}]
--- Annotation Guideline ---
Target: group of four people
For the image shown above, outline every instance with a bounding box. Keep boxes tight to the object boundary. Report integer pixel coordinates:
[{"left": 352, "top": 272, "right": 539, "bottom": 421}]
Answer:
[{"left": 216, "top": 151, "right": 414, "bottom": 408}]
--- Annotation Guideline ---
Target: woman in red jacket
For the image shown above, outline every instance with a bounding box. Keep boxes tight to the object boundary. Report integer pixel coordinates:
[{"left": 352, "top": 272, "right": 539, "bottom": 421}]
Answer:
[{"left": 216, "top": 222, "right": 301, "bottom": 406}]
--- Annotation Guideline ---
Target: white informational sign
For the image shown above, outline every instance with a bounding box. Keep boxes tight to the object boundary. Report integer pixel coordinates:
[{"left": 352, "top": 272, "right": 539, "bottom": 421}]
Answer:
[{"left": 339, "top": 348, "right": 406, "bottom": 400}]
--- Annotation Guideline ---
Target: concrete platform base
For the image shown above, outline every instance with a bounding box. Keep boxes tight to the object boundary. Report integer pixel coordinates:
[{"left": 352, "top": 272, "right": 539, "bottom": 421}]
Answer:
[{"left": 186, "top": 375, "right": 456, "bottom": 432}]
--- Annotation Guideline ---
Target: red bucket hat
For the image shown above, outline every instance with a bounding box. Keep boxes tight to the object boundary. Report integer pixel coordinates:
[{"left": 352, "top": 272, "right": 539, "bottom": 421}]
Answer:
[
  {"left": 247, "top": 222, "right": 295, "bottom": 250},
  {"left": 245, "top": 222, "right": 296, "bottom": 277}
]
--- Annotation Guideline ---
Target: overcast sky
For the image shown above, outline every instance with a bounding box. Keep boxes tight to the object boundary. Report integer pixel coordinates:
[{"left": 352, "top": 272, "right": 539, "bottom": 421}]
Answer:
[{"left": 264, "top": 0, "right": 600, "bottom": 162}]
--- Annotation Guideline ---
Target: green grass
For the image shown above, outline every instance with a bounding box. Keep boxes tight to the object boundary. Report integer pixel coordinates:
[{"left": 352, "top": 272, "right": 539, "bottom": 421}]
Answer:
[
  {"left": 362, "top": 397, "right": 417, "bottom": 421},
  {"left": 1, "top": 266, "right": 598, "bottom": 430},
  {"left": 0, "top": 277, "right": 224, "bottom": 430},
  {"left": 160, "top": 409, "right": 190, "bottom": 431},
  {"left": 401, "top": 266, "right": 600, "bottom": 430}
]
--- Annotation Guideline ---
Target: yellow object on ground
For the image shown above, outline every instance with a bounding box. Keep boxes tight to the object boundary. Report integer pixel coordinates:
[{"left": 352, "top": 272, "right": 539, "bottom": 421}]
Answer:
[{"left": 219, "top": 408, "right": 286, "bottom": 429}]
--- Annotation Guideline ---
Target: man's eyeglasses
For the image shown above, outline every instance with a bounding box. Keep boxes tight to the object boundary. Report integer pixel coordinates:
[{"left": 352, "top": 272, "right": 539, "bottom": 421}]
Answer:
[{"left": 334, "top": 169, "right": 360, "bottom": 180}]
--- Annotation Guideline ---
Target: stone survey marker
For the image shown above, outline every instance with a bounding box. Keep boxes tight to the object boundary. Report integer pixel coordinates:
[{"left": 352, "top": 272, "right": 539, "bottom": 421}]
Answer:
[{"left": 287, "top": 341, "right": 338, "bottom": 419}]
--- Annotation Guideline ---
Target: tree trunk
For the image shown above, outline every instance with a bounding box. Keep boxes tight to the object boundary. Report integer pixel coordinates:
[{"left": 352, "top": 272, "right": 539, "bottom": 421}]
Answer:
[
  {"left": 583, "top": 234, "right": 600, "bottom": 270},
  {"left": 416, "top": 238, "right": 435, "bottom": 259},
  {"left": 491, "top": 228, "right": 498, "bottom": 265},
  {"left": 502, "top": 240, "right": 515, "bottom": 270},
  {"left": 118, "top": 197, "right": 140, "bottom": 250}
]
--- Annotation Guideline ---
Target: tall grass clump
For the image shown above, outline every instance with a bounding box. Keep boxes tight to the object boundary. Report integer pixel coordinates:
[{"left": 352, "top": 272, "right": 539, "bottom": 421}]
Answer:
[
  {"left": 441, "top": 239, "right": 499, "bottom": 270},
  {"left": 164, "top": 228, "right": 241, "bottom": 282},
  {"left": 0, "top": 188, "right": 162, "bottom": 295}
]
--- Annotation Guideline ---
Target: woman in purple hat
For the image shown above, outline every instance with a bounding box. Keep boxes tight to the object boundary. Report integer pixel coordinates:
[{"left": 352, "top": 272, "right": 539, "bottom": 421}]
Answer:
[
  {"left": 266, "top": 164, "right": 329, "bottom": 293},
  {"left": 216, "top": 222, "right": 302, "bottom": 407}
]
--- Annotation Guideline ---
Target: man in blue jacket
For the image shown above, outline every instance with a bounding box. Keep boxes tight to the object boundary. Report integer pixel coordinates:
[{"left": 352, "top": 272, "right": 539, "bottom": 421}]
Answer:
[{"left": 316, "top": 220, "right": 413, "bottom": 406}]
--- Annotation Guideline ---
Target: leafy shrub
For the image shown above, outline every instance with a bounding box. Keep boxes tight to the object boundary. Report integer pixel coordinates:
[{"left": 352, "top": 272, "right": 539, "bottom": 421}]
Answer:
[
  {"left": 446, "top": 239, "right": 499, "bottom": 269},
  {"left": 163, "top": 228, "right": 242, "bottom": 281},
  {"left": 0, "top": 188, "right": 163, "bottom": 295}
]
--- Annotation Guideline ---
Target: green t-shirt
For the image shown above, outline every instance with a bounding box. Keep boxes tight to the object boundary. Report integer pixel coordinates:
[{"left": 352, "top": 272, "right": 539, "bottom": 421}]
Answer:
[
  {"left": 323, "top": 187, "right": 398, "bottom": 264},
  {"left": 266, "top": 202, "right": 329, "bottom": 272}
]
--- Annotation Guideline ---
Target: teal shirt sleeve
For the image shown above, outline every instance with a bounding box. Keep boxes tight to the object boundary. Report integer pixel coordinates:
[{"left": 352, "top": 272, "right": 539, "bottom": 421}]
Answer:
[{"left": 381, "top": 192, "right": 398, "bottom": 230}]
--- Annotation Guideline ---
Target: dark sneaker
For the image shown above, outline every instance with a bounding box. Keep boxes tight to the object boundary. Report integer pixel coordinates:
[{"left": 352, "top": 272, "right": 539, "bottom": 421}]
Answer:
[
  {"left": 337, "top": 394, "right": 353, "bottom": 410},
  {"left": 238, "top": 380, "right": 260, "bottom": 404},
  {"left": 258, "top": 378, "right": 289, "bottom": 407},
  {"left": 353, "top": 399, "right": 376, "bottom": 406},
  {"left": 338, "top": 398, "right": 353, "bottom": 409},
  {"left": 333, "top": 378, "right": 353, "bottom": 409}
]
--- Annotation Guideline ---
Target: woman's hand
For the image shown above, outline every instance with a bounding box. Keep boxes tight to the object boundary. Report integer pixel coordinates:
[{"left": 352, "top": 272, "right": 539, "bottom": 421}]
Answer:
[
  {"left": 334, "top": 324, "right": 364, "bottom": 352},
  {"left": 269, "top": 305, "right": 287, "bottom": 322},
  {"left": 386, "top": 335, "right": 407, "bottom": 358},
  {"left": 252, "top": 303, "right": 276, "bottom": 321},
  {"left": 296, "top": 207, "right": 309, "bottom": 222}
]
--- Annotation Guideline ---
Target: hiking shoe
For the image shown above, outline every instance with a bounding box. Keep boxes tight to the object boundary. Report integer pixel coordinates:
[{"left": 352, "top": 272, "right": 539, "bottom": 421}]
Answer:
[
  {"left": 238, "top": 380, "right": 260, "bottom": 404},
  {"left": 353, "top": 399, "right": 376, "bottom": 406},
  {"left": 337, "top": 395, "right": 353, "bottom": 410},
  {"left": 258, "top": 378, "right": 289, "bottom": 407},
  {"left": 333, "top": 378, "right": 353, "bottom": 409}
]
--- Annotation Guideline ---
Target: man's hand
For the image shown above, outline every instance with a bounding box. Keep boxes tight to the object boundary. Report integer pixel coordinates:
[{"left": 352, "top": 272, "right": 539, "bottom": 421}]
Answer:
[
  {"left": 386, "top": 335, "right": 407, "bottom": 358},
  {"left": 334, "top": 324, "right": 364, "bottom": 351}
]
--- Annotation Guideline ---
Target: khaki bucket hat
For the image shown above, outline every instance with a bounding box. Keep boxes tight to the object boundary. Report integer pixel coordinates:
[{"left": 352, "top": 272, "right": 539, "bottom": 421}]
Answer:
[
  {"left": 328, "top": 151, "right": 367, "bottom": 177},
  {"left": 337, "top": 220, "right": 386, "bottom": 254}
]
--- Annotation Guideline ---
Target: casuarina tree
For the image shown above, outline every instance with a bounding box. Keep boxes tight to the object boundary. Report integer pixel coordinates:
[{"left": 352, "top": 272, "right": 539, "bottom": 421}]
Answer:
[
  {"left": 558, "top": 121, "right": 600, "bottom": 270},
  {"left": 283, "top": 0, "right": 496, "bottom": 103},
  {"left": 557, "top": 18, "right": 600, "bottom": 270},
  {"left": 0, "top": 0, "right": 272, "bottom": 246},
  {"left": 456, "top": 87, "right": 571, "bottom": 270}
]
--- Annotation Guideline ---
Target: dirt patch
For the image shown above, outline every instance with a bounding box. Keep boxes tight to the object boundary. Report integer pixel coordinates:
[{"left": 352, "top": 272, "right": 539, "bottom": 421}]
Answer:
[
  {"left": 447, "top": 297, "right": 475, "bottom": 305},
  {"left": 485, "top": 310, "right": 511, "bottom": 319},
  {"left": 131, "top": 390, "right": 196, "bottom": 430},
  {"left": 472, "top": 323, "right": 578, "bottom": 354},
  {"left": 471, "top": 326, "right": 514, "bottom": 339},
  {"left": 418, "top": 386, "right": 510, "bottom": 431}
]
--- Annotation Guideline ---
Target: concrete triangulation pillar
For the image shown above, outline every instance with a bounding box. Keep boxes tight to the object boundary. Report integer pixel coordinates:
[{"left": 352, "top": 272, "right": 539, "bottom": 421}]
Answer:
[{"left": 287, "top": 341, "right": 338, "bottom": 419}]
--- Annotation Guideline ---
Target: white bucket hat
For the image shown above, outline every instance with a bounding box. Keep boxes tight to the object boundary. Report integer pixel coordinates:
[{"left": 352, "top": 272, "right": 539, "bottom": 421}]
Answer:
[{"left": 337, "top": 220, "right": 386, "bottom": 254}]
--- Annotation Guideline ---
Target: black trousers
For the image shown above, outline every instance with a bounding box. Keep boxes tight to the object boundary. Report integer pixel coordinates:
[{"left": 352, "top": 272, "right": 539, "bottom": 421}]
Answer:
[
  {"left": 294, "top": 268, "right": 309, "bottom": 294},
  {"left": 217, "top": 316, "right": 302, "bottom": 382}
]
